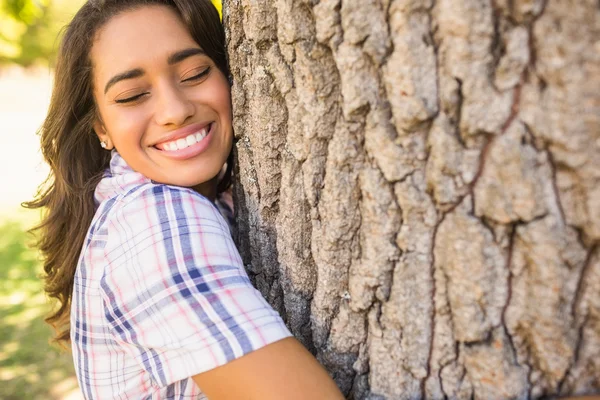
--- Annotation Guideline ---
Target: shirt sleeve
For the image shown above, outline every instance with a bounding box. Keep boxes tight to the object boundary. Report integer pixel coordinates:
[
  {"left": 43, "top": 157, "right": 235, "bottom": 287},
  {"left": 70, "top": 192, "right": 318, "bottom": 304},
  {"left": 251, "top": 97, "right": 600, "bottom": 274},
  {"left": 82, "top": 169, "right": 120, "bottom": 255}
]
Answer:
[{"left": 99, "top": 184, "right": 291, "bottom": 387}]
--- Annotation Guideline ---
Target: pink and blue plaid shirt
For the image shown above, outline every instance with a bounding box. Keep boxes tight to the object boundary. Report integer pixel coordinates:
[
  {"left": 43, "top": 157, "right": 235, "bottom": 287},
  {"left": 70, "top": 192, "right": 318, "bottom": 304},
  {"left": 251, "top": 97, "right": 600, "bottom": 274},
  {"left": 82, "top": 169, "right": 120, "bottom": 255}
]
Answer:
[{"left": 71, "top": 151, "right": 291, "bottom": 399}]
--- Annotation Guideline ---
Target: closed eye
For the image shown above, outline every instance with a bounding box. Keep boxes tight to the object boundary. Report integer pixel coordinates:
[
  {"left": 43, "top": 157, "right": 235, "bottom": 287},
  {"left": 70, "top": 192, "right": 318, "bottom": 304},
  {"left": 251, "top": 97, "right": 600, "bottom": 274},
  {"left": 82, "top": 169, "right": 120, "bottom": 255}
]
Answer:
[
  {"left": 113, "top": 67, "right": 211, "bottom": 103},
  {"left": 115, "top": 92, "right": 148, "bottom": 104},
  {"left": 182, "top": 67, "right": 211, "bottom": 83}
]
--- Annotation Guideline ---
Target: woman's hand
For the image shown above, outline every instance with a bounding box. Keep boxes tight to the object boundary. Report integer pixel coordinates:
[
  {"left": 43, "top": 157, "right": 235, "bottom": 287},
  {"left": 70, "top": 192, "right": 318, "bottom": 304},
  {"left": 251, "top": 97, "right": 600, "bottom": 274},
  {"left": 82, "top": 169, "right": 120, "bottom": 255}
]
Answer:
[{"left": 192, "top": 337, "right": 345, "bottom": 399}]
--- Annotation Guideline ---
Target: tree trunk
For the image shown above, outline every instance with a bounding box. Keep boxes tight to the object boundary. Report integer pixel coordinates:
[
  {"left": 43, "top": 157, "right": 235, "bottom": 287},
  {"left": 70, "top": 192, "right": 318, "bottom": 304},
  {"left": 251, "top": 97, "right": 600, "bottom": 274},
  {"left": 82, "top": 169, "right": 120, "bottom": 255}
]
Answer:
[{"left": 224, "top": 0, "right": 600, "bottom": 398}]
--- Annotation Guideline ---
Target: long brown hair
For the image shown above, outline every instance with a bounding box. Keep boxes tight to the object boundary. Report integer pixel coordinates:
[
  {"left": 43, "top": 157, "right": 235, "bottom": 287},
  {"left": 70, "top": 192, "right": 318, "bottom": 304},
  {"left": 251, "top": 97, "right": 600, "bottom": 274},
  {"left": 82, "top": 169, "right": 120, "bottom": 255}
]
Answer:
[{"left": 24, "top": 0, "right": 231, "bottom": 345}]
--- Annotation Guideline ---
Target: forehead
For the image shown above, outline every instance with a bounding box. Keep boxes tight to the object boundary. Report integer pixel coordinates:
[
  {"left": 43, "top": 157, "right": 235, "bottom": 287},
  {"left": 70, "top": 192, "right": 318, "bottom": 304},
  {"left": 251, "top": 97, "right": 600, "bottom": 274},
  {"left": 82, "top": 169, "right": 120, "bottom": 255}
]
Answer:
[{"left": 91, "top": 5, "right": 199, "bottom": 77}]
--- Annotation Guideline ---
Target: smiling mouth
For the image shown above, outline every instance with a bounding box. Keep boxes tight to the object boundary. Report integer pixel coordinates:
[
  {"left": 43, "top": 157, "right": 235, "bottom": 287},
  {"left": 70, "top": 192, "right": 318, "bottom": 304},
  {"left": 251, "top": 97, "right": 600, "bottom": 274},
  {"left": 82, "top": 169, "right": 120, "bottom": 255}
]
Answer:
[{"left": 154, "top": 123, "right": 212, "bottom": 151}]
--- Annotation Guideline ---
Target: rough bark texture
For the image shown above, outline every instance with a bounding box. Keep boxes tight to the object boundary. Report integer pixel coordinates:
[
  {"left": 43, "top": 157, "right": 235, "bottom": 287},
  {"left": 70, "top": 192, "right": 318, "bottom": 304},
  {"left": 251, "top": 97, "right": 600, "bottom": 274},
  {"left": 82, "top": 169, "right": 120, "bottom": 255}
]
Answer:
[{"left": 224, "top": 0, "right": 600, "bottom": 398}]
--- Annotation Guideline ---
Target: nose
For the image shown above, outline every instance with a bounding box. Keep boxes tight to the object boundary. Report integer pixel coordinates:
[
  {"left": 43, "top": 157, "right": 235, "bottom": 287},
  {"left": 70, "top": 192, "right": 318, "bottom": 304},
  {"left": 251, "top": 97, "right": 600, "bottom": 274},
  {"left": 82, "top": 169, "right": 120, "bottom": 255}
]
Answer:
[{"left": 154, "top": 81, "right": 195, "bottom": 126}]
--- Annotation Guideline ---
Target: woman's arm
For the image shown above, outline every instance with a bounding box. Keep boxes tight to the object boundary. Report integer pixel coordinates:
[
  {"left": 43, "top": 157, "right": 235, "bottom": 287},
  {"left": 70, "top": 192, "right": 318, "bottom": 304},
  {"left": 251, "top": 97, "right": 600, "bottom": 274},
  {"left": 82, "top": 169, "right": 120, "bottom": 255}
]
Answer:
[
  {"left": 102, "top": 185, "right": 338, "bottom": 396},
  {"left": 193, "top": 337, "right": 345, "bottom": 400}
]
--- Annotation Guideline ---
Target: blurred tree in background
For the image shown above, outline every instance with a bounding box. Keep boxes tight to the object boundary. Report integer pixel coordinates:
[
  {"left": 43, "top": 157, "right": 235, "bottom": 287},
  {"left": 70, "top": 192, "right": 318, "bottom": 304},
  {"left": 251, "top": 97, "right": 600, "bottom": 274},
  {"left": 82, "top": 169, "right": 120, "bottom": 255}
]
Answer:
[{"left": 0, "top": 0, "right": 85, "bottom": 66}]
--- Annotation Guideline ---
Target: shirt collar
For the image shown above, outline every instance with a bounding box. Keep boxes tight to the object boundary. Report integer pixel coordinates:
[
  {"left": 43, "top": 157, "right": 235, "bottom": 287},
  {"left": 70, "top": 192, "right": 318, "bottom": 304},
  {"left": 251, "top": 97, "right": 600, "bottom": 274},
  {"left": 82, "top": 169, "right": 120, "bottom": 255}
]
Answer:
[{"left": 94, "top": 150, "right": 150, "bottom": 205}]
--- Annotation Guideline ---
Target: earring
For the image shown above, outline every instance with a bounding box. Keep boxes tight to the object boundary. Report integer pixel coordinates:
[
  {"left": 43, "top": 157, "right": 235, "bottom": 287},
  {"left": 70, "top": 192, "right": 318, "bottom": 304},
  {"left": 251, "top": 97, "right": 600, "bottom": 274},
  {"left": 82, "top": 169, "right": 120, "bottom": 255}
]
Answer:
[{"left": 100, "top": 141, "right": 107, "bottom": 149}]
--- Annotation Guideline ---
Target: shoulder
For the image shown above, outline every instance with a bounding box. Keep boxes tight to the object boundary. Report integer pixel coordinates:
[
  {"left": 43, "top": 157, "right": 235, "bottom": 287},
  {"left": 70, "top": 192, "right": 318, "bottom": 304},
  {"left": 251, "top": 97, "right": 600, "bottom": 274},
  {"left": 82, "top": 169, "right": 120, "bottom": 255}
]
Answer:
[
  {"left": 118, "top": 181, "right": 214, "bottom": 208},
  {"left": 103, "top": 183, "right": 231, "bottom": 258},
  {"left": 114, "top": 182, "right": 224, "bottom": 226}
]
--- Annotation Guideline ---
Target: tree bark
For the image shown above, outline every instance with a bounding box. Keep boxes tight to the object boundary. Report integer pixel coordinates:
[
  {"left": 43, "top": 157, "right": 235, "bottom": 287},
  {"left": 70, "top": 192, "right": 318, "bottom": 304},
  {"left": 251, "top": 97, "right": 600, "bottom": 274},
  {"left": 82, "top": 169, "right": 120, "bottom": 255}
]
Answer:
[{"left": 224, "top": 0, "right": 600, "bottom": 398}]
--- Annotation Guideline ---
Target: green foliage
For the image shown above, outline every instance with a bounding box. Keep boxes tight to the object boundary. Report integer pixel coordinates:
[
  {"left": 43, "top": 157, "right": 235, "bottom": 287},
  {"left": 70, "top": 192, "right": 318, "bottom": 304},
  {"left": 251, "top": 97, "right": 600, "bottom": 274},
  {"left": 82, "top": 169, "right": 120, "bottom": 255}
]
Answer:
[
  {"left": 0, "top": 0, "right": 84, "bottom": 66},
  {"left": 0, "top": 213, "right": 78, "bottom": 399},
  {"left": 2, "top": 0, "right": 48, "bottom": 24}
]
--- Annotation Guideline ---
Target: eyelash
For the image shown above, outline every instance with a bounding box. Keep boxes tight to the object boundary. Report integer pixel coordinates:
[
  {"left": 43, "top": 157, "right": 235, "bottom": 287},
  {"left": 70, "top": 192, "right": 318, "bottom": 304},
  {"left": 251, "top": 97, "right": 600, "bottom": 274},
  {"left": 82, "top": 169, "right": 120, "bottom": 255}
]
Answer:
[
  {"left": 115, "top": 93, "right": 146, "bottom": 104},
  {"left": 115, "top": 67, "right": 211, "bottom": 104},
  {"left": 182, "top": 66, "right": 211, "bottom": 83}
]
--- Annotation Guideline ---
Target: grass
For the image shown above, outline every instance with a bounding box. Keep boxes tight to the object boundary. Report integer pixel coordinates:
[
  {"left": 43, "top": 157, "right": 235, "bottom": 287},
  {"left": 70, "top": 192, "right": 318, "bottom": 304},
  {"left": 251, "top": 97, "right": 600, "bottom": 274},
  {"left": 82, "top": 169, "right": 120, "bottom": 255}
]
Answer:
[{"left": 0, "top": 209, "right": 81, "bottom": 400}]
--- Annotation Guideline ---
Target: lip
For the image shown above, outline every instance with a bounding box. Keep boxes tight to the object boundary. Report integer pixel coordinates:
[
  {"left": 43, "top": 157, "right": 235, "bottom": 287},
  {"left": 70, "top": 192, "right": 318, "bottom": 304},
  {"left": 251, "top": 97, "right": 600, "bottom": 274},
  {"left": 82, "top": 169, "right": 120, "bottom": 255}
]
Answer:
[
  {"left": 152, "top": 122, "right": 212, "bottom": 147},
  {"left": 152, "top": 122, "right": 215, "bottom": 160}
]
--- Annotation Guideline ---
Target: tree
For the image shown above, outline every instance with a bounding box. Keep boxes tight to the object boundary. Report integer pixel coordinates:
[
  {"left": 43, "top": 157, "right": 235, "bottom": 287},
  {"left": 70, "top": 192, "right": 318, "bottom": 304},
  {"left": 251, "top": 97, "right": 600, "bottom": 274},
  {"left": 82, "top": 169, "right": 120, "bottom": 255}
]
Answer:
[{"left": 224, "top": 0, "right": 599, "bottom": 398}]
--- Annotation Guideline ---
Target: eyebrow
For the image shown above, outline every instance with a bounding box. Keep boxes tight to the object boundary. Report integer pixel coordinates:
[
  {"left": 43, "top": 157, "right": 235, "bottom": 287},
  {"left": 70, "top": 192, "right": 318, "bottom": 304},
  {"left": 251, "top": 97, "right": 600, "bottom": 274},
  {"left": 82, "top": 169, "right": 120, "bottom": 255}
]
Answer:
[
  {"left": 167, "top": 47, "right": 205, "bottom": 65},
  {"left": 103, "top": 48, "right": 206, "bottom": 94},
  {"left": 104, "top": 69, "right": 144, "bottom": 94}
]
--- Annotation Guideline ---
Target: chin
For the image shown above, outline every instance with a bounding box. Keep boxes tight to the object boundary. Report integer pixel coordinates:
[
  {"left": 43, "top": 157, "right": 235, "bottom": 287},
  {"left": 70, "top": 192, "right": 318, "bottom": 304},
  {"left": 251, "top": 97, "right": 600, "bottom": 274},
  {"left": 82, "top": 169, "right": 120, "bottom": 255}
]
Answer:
[{"left": 175, "top": 172, "right": 219, "bottom": 188}]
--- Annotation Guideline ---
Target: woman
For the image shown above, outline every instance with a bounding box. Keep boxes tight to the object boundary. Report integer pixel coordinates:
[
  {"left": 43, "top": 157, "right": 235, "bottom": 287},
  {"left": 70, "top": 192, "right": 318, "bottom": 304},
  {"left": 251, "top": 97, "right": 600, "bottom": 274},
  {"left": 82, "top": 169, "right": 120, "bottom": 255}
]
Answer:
[{"left": 26, "top": 0, "right": 344, "bottom": 398}]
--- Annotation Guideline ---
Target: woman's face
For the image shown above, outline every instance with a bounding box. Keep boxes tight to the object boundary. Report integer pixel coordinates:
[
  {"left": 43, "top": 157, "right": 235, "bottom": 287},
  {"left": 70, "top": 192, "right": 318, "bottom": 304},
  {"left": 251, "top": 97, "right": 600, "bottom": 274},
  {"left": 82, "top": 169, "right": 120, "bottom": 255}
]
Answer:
[{"left": 91, "top": 5, "right": 232, "bottom": 189}]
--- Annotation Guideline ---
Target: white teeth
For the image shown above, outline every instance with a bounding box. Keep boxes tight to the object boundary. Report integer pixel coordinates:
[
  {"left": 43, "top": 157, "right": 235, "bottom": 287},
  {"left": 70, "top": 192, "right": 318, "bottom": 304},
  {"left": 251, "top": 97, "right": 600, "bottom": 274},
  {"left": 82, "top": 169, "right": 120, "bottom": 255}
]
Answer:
[
  {"left": 161, "top": 127, "right": 210, "bottom": 151},
  {"left": 186, "top": 135, "right": 196, "bottom": 146},
  {"left": 175, "top": 138, "right": 187, "bottom": 150}
]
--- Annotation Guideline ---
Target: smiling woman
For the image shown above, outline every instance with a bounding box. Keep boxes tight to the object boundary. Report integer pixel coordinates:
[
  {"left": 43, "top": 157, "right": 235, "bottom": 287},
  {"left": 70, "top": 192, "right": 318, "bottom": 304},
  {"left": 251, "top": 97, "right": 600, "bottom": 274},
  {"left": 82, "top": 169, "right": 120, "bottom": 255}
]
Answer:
[
  {"left": 23, "top": 1, "right": 344, "bottom": 399},
  {"left": 91, "top": 6, "right": 232, "bottom": 192}
]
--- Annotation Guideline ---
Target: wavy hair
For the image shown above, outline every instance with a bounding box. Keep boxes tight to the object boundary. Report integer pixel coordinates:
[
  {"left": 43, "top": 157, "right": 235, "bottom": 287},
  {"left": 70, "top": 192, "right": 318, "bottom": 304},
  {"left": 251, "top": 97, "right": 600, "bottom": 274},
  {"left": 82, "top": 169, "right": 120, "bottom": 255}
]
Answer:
[{"left": 24, "top": 0, "right": 231, "bottom": 345}]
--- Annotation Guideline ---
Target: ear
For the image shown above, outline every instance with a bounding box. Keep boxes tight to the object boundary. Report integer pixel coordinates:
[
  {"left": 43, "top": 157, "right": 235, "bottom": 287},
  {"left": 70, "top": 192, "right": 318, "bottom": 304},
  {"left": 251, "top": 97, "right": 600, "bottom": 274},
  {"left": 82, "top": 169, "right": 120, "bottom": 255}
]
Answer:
[{"left": 93, "top": 118, "right": 113, "bottom": 150}]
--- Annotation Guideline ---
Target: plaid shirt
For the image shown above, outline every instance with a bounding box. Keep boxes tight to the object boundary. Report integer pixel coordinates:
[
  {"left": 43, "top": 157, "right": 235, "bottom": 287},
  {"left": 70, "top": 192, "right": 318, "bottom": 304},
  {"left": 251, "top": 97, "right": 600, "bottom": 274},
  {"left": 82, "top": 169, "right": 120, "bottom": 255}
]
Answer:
[{"left": 71, "top": 151, "right": 291, "bottom": 399}]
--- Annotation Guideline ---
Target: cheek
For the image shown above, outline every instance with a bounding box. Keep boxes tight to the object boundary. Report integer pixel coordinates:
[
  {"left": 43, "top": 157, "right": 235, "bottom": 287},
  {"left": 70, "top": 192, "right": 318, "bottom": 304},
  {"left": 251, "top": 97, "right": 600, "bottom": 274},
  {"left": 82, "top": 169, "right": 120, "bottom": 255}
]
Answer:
[
  {"left": 216, "top": 85, "right": 232, "bottom": 116},
  {"left": 220, "top": 93, "right": 233, "bottom": 121},
  {"left": 103, "top": 107, "right": 149, "bottom": 144},
  {"left": 206, "top": 74, "right": 232, "bottom": 118}
]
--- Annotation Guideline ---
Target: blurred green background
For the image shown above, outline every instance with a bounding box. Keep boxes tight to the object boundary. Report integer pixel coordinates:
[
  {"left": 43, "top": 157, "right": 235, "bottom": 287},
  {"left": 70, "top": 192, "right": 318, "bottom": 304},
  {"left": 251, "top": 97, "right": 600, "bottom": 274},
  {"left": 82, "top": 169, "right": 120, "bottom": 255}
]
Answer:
[
  {"left": 0, "top": 210, "right": 81, "bottom": 400},
  {"left": 0, "top": 0, "right": 86, "bottom": 66},
  {"left": 1, "top": 0, "right": 85, "bottom": 399}
]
